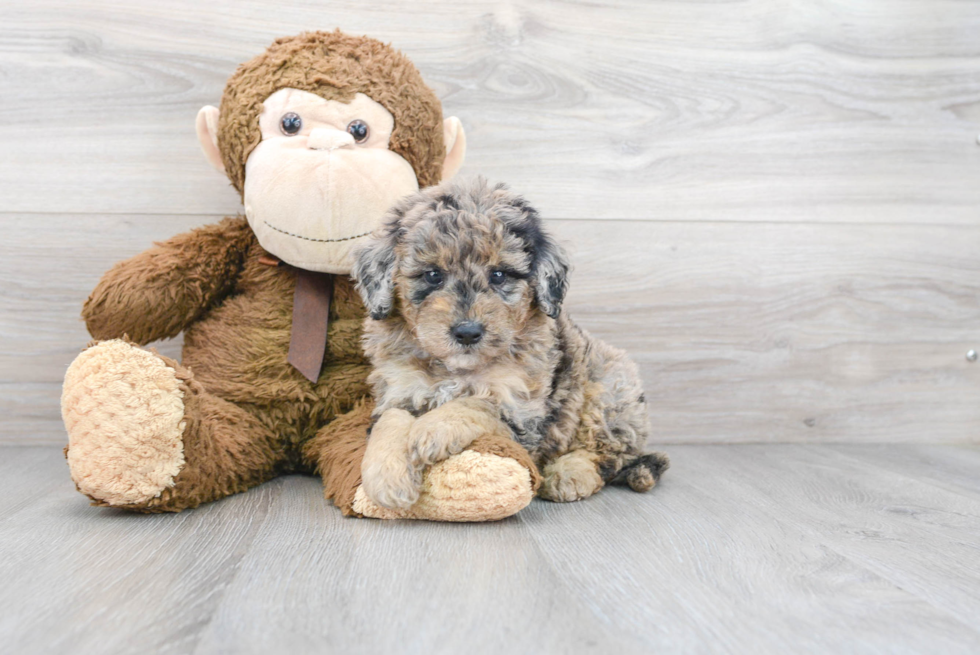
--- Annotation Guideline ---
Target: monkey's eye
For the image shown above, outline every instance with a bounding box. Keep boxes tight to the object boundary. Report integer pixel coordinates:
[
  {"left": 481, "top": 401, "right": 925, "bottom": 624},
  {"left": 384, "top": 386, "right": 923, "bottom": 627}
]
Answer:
[
  {"left": 280, "top": 113, "right": 303, "bottom": 135},
  {"left": 489, "top": 270, "right": 507, "bottom": 286},
  {"left": 423, "top": 270, "right": 443, "bottom": 286},
  {"left": 347, "top": 120, "right": 370, "bottom": 143}
]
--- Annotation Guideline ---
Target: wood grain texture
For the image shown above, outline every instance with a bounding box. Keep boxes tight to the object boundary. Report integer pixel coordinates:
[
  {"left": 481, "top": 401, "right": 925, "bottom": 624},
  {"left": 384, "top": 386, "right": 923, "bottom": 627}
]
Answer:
[
  {"left": 827, "top": 443, "right": 980, "bottom": 498},
  {"left": 1, "top": 1, "right": 978, "bottom": 444},
  {"left": 686, "top": 445, "right": 980, "bottom": 631},
  {"left": 2, "top": 444, "right": 979, "bottom": 654},
  {"left": 522, "top": 444, "right": 980, "bottom": 653},
  {"left": 191, "top": 478, "right": 637, "bottom": 654},
  {"left": 0, "top": 0, "right": 978, "bottom": 222},
  {"left": 559, "top": 219, "right": 980, "bottom": 443},
  {"left": 2, "top": 214, "right": 976, "bottom": 444},
  {"left": 0, "top": 455, "right": 283, "bottom": 655}
]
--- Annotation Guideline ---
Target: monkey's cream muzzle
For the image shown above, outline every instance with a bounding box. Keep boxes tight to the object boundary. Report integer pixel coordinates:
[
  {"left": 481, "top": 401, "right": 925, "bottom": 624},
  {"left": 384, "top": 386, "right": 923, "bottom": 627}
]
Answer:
[{"left": 242, "top": 89, "right": 419, "bottom": 274}]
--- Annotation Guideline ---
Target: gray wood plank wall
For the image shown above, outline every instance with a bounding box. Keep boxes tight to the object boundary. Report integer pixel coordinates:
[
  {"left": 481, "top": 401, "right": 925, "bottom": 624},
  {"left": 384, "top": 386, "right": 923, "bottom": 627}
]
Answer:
[{"left": 1, "top": 0, "right": 978, "bottom": 444}]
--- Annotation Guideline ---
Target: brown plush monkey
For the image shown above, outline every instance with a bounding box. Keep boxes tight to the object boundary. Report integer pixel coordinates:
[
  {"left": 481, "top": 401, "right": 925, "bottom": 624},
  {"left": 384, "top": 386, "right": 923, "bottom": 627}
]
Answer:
[{"left": 61, "top": 31, "right": 540, "bottom": 520}]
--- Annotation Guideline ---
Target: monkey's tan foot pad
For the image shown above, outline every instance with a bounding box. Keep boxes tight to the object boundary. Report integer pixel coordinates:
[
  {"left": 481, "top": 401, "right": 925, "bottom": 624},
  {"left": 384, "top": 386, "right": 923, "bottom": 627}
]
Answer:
[
  {"left": 352, "top": 450, "right": 535, "bottom": 522},
  {"left": 62, "top": 339, "right": 187, "bottom": 507}
]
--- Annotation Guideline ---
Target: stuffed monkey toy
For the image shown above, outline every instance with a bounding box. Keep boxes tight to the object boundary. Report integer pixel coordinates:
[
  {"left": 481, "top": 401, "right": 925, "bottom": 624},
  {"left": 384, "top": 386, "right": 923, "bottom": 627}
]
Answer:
[{"left": 61, "top": 31, "right": 540, "bottom": 520}]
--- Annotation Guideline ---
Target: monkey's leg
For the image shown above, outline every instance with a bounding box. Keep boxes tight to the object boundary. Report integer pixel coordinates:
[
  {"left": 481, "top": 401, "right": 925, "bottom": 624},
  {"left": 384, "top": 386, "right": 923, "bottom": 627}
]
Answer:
[
  {"left": 303, "top": 403, "right": 541, "bottom": 522},
  {"left": 62, "top": 339, "right": 285, "bottom": 512}
]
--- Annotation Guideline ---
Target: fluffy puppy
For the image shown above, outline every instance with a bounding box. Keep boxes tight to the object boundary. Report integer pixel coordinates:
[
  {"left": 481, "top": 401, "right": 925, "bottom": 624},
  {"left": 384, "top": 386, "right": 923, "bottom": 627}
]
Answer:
[{"left": 352, "top": 178, "right": 669, "bottom": 509}]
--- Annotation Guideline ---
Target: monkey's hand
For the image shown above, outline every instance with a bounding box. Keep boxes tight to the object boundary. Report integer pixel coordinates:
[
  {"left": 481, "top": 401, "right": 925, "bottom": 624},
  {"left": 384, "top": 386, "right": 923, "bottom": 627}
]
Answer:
[
  {"left": 360, "top": 408, "right": 421, "bottom": 510},
  {"left": 83, "top": 217, "right": 253, "bottom": 344},
  {"left": 407, "top": 398, "right": 509, "bottom": 470}
]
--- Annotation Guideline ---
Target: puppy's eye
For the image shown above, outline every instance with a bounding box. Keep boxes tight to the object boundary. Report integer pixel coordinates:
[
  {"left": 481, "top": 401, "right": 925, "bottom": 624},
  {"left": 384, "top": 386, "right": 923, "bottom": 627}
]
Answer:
[
  {"left": 423, "top": 270, "right": 443, "bottom": 286},
  {"left": 489, "top": 270, "right": 507, "bottom": 286},
  {"left": 280, "top": 112, "right": 302, "bottom": 135},
  {"left": 347, "top": 120, "right": 370, "bottom": 143}
]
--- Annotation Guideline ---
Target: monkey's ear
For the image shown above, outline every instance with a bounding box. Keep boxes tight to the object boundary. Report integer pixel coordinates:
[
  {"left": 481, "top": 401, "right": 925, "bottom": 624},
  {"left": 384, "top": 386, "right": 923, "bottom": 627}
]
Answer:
[
  {"left": 352, "top": 224, "right": 402, "bottom": 320},
  {"left": 195, "top": 106, "right": 225, "bottom": 173},
  {"left": 532, "top": 235, "right": 571, "bottom": 320},
  {"left": 441, "top": 117, "right": 466, "bottom": 181}
]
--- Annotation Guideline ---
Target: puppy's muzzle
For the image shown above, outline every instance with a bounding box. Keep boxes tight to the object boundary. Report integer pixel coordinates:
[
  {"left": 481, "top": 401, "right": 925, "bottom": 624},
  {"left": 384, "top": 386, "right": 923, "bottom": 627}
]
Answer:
[{"left": 451, "top": 321, "right": 485, "bottom": 346}]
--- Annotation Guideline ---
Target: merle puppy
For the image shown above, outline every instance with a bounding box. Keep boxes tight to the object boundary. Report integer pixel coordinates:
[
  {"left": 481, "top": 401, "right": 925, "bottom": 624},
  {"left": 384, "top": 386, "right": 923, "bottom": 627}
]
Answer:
[{"left": 352, "top": 178, "right": 668, "bottom": 509}]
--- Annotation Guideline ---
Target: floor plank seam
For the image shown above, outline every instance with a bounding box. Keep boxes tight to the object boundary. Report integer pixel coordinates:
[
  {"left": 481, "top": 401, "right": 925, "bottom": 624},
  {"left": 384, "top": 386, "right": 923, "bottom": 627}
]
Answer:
[{"left": 185, "top": 479, "right": 286, "bottom": 655}]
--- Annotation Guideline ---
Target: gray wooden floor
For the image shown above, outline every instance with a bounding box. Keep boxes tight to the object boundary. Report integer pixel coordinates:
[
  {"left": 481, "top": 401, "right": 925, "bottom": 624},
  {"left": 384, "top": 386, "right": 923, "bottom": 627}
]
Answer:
[{"left": 2, "top": 444, "right": 979, "bottom": 654}]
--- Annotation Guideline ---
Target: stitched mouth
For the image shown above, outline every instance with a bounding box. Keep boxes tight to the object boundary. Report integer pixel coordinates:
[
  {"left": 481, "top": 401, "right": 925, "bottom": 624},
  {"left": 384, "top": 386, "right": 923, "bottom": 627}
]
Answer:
[{"left": 263, "top": 220, "right": 372, "bottom": 243}]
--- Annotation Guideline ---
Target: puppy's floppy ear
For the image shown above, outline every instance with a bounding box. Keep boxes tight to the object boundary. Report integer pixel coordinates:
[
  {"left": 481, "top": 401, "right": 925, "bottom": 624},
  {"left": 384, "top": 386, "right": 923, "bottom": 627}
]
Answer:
[
  {"left": 504, "top": 192, "right": 571, "bottom": 320},
  {"left": 353, "top": 220, "right": 403, "bottom": 320},
  {"left": 532, "top": 234, "right": 570, "bottom": 319}
]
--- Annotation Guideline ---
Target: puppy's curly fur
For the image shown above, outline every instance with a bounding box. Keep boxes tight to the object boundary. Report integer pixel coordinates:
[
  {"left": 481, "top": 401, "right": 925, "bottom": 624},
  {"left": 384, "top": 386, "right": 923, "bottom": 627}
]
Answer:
[{"left": 353, "top": 178, "right": 669, "bottom": 507}]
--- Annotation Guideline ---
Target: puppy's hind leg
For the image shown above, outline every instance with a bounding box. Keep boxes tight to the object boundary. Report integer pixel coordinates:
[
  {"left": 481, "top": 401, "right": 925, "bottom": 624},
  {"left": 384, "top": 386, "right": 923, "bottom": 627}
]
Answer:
[
  {"left": 594, "top": 376, "right": 670, "bottom": 493},
  {"left": 539, "top": 450, "right": 604, "bottom": 502},
  {"left": 538, "top": 448, "right": 670, "bottom": 502},
  {"left": 584, "top": 380, "right": 670, "bottom": 495},
  {"left": 545, "top": 339, "right": 670, "bottom": 500}
]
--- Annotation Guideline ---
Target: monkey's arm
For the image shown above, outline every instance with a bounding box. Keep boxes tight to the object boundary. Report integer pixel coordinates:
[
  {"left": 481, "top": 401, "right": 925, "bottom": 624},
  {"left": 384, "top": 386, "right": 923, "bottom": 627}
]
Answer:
[{"left": 82, "top": 217, "right": 254, "bottom": 344}]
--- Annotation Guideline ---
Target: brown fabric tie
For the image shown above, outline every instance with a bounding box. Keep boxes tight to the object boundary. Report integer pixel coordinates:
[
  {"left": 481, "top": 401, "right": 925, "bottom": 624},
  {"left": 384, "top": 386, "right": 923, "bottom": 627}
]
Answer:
[{"left": 287, "top": 269, "right": 334, "bottom": 383}]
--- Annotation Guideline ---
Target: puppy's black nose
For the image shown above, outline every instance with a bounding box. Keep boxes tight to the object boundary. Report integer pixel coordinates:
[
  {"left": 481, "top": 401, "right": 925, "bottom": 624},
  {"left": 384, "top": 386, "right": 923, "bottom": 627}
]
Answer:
[{"left": 451, "top": 321, "right": 484, "bottom": 345}]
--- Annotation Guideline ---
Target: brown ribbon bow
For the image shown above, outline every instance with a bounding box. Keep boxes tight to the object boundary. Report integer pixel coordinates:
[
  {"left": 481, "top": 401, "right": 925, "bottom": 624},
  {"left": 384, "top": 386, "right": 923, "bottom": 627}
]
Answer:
[{"left": 260, "top": 255, "right": 333, "bottom": 383}]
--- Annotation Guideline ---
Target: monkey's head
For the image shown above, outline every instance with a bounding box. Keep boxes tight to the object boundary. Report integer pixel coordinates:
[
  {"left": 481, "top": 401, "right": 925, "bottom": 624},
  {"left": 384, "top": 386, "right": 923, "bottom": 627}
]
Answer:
[{"left": 195, "top": 31, "right": 465, "bottom": 274}]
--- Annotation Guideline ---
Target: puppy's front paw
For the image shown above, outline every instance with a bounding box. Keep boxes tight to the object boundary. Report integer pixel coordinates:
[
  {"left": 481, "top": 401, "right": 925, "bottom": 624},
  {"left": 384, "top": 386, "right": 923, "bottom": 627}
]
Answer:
[
  {"left": 361, "top": 409, "right": 420, "bottom": 510},
  {"left": 361, "top": 455, "right": 421, "bottom": 510},
  {"left": 408, "top": 412, "right": 470, "bottom": 468},
  {"left": 539, "top": 451, "right": 603, "bottom": 502}
]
